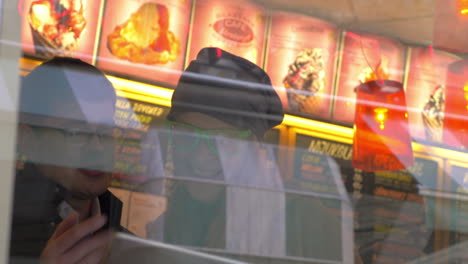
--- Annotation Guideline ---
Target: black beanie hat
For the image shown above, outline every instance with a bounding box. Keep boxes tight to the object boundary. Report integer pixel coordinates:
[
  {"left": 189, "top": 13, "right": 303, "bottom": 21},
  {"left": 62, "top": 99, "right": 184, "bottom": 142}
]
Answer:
[{"left": 168, "top": 47, "right": 284, "bottom": 138}]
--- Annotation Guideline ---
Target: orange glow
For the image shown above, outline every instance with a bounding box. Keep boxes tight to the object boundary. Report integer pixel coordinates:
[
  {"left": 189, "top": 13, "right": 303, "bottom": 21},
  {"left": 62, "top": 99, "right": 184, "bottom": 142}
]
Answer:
[
  {"left": 459, "top": 0, "right": 468, "bottom": 15},
  {"left": 443, "top": 59, "right": 468, "bottom": 148},
  {"left": 352, "top": 80, "right": 414, "bottom": 172},
  {"left": 464, "top": 83, "right": 468, "bottom": 110}
]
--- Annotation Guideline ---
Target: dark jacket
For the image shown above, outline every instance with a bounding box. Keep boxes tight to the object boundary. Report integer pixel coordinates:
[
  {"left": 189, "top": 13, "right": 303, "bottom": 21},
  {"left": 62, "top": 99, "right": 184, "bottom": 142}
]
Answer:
[{"left": 9, "top": 164, "right": 124, "bottom": 262}]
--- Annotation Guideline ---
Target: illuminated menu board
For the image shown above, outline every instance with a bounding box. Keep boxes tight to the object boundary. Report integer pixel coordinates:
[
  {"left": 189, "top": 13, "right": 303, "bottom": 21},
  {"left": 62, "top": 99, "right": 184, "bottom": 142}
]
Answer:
[
  {"left": 333, "top": 32, "right": 405, "bottom": 125},
  {"left": 405, "top": 47, "right": 460, "bottom": 143},
  {"left": 97, "top": 0, "right": 192, "bottom": 86},
  {"left": 290, "top": 133, "right": 353, "bottom": 193},
  {"left": 187, "top": 0, "right": 267, "bottom": 66},
  {"left": 19, "top": 0, "right": 103, "bottom": 62},
  {"left": 291, "top": 131, "right": 439, "bottom": 262},
  {"left": 286, "top": 132, "right": 352, "bottom": 262},
  {"left": 265, "top": 11, "right": 339, "bottom": 120},
  {"left": 356, "top": 158, "right": 437, "bottom": 263},
  {"left": 112, "top": 97, "right": 169, "bottom": 190}
]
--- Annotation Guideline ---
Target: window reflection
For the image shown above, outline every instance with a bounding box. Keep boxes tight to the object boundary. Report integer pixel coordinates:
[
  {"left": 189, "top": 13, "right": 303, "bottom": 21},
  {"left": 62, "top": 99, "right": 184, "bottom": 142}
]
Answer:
[{"left": 5, "top": 0, "right": 468, "bottom": 263}]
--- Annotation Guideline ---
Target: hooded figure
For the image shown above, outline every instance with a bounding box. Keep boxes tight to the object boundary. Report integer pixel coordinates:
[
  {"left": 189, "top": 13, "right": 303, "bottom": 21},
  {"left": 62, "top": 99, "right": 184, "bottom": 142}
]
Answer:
[{"left": 146, "top": 47, "right": 287, "bottom": 258}]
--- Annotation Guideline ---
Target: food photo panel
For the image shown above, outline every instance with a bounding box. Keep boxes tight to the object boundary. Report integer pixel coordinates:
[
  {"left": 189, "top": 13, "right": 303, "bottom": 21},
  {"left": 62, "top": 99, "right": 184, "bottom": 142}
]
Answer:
[
  {"left": 265, "top": 11, "right": 340, "bottom": 120},
  {"left": 97, "top": 0, "right": 192, "bottom": 86},
  {"left": 20, "top": 0, "right": 104, "bottom": 62}
]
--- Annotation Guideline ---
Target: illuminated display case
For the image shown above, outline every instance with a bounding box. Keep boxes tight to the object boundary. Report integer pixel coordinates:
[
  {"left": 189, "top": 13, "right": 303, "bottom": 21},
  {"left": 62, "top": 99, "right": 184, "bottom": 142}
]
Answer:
[
  {"left": 405, "top": 47, "right": 461, "bottom": 144},
  {"left": 19, "top": 0, "right": 104, "bottom": 63},
  {"left": 96, "top": 0, "right": 192, "bottom": 86},
  {"left": 265, "top": 11, "right": 339, "bottom": 121},
  {"left": 187, "top": 0, "right": 267, "bottom": 67}
]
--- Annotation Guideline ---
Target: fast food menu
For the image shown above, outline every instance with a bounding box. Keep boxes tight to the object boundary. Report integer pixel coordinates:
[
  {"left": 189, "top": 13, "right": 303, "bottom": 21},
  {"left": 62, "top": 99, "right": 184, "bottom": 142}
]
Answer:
[
  {"left": 19, "top": 0, "right": 102, "bottom": 62},
  {"left": 187, "top": 0, "right": 267, "bottom": 67},
  {"left": 97, "top": 0, "right": 192, "bottom": 86},
  {"left": 291, "top": 131, "right": 439, "bottom": 262},
  {"left": 405, "top": 47, "right": 461, "bottom": 143},
  {"left": 111, "top": 97, "right": 169, "bottom": 190},
  {"left": 333, "top": 32, "right": 406, "bottom": 125},
  {"left": 289, "top": 133, "right": 354, "bottom": 194},
  {"left": 354, "top": 158, "right": 439, "bottom": 263},
  {"left": 265, "top": 12, "right": 339, "bottom": 120},
  {"left": 286, "top": 132, "right": 351, "bottom": 261}
]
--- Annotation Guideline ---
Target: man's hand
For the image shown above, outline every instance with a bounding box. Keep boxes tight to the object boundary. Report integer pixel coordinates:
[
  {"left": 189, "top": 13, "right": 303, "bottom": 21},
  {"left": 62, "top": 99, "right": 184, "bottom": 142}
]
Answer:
[{"left": 40, "top": 213, "right": 113, "bottom": 264}]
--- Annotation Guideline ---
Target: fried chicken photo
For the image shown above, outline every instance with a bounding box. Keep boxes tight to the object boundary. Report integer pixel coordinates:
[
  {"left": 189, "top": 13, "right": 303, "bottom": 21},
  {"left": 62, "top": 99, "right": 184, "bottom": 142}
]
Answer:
[{"left": 107, "top": 2, "right": 180, "bottom": 65}]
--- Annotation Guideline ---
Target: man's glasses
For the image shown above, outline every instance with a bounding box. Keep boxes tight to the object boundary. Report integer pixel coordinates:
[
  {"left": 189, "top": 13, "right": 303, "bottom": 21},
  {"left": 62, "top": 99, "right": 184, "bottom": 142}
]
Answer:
[{"left": 165, "top": 120, "right": 252, "bottom": 156}]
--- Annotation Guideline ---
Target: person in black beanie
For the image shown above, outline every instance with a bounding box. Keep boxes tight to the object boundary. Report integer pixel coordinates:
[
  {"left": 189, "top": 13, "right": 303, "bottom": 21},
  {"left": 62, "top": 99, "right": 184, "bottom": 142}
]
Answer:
[
  {"left": 10, "top": 57, "right": 124, "bottom": 264},
  {"left": 156, "top": 47, "right": 287, "bottom": 257}
]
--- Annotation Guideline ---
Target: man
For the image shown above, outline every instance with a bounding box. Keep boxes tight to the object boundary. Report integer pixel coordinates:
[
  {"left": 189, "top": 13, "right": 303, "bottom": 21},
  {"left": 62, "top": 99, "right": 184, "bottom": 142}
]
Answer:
[
  {"left": 147, "top": 47, "right": 287, "bottom": 258},
  {"left": 10, "top": 57, "right": 123, "bottom": 263}
]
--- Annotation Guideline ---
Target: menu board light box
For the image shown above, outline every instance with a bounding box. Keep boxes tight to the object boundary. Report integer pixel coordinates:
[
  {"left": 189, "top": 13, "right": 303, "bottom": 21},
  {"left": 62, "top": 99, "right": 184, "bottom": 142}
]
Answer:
[
  {"left": 291, "top": 128, "right": 441, "bottom": 262},
  {"left": 187, "top": 0, "right": 267, "bottom": 67},
  {"left": 287, "top": 129, "right": 353, "bottom": 262},
  {"left": 265, "top": 11, "right": 339, "bottom": 121},
  {"left": 97, "top": 0, "right": 192, "bottom": 86},
  {"left": 19, "top": 0, "right": 104, "bottom": 62},
  {"left": 405, "top": 47, "right": 461, "bottom": 143}
]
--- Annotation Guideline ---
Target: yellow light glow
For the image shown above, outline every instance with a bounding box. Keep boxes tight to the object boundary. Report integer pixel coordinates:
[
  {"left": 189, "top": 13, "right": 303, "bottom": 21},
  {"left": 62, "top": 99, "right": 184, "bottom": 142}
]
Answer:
[
  {"left": 107, "top": 76, "right": 174, "bottom": 101},
  {"left": 377, "top": 113, "right": 385, "bottom": 121},
  {"left": 374, "top": 108, "right": 388, "bottom": 130},
  {"left": 283, "top": 115, "right": 353, "bottom": 138},
  {"left": 461, "top": 8, "right": 468, "bottom": 15},
  {"left": 115, "top": 91, "right": 171, "bottom": 107}
]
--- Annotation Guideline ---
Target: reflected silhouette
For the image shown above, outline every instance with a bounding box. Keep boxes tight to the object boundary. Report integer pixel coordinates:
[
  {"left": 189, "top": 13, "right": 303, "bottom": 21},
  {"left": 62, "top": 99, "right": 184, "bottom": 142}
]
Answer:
[
  {"left": 10, "top": 57, "right": 125, "bottom": 264},
  {"left": 143, "top": 48, "right": 287, "bottom": 258}
]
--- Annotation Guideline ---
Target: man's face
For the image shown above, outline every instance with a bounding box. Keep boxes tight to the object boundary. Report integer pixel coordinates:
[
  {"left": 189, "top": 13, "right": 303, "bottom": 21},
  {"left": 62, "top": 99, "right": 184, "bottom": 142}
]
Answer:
[
  {"left": 170, "top": 112, "right": 252, "bottom": 180},
  {"left": 22, "top": 100, "right": 116, "bottom": 200}
]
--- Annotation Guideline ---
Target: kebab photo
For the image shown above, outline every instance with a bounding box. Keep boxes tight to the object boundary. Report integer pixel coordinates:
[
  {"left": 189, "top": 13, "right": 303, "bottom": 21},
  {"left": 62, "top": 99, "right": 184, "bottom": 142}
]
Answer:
[
  {"left": 283, "top": 48, "right": 326, "bottom": 113},
  {"left": 28, "top": 0, "right": 86, "bottom": 56},
  {"left": 107, "top": 2, "right": 180, "bottom": 65}
]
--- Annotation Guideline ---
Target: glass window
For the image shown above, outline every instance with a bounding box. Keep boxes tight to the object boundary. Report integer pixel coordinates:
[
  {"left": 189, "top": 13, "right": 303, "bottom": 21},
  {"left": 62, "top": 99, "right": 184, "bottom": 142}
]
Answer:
[{"left": 1, "top": 0, "right": 468, "bottom": 263}]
